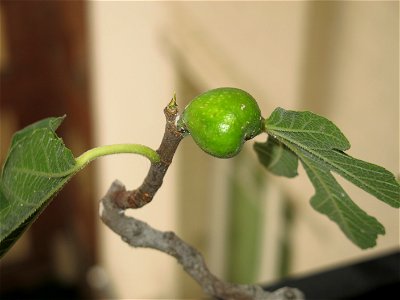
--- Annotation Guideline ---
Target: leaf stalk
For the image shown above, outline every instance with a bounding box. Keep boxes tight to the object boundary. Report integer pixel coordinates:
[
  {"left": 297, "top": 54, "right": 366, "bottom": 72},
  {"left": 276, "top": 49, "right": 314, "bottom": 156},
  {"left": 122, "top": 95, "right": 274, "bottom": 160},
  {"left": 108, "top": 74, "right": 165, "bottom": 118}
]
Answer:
[{"left": 75, "top": 144, "right": 160, "bottom": 171}]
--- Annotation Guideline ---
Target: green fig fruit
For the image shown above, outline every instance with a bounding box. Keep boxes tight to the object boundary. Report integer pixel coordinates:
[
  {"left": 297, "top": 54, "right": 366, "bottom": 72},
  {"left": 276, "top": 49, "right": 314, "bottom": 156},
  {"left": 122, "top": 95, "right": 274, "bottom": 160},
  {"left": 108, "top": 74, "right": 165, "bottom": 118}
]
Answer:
[{"left": 178, "top": 87, "right": 263, "bottom": 158}]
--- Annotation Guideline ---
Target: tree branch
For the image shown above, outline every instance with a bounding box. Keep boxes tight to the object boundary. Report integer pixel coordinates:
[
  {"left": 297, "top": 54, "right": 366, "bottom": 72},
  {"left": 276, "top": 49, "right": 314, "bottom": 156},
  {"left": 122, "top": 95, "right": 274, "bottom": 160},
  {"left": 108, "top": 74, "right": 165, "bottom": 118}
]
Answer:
[
  {"left": 101, "top": 98, "right": 304, "bottom": 299},
  {"left": 114, "top": 97, "right": 184, "bottom": 209},
  {"left": 100, "top": 180, "right": 304, "bottom": 300}
]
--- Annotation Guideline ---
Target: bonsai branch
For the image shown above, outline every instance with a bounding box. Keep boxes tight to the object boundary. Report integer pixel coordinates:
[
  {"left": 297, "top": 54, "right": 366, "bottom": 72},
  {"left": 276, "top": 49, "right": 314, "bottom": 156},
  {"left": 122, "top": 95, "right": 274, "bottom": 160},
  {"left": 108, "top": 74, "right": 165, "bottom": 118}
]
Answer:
[{"left": 100, "top": 181, "right": 304, "bottom": 300}]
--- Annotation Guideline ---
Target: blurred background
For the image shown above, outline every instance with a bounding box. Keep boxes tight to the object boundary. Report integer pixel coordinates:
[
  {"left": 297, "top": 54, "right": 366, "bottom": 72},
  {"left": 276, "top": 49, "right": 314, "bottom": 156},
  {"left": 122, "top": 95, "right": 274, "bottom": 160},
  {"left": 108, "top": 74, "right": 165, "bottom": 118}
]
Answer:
[{"left": 0, "top": 1, "right": 398, "bottom": 299}]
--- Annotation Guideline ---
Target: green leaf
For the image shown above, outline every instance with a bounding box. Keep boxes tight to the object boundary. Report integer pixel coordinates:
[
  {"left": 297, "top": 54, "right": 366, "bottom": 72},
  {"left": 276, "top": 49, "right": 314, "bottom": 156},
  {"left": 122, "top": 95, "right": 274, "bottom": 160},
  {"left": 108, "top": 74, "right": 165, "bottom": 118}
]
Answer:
[
  {"left": 0, "top": 116, "right": 76, "bottom": 257},
  {"left": 254, "top": 136, "right": 298, "bottom": 178},
  {"left": 265, "top": 108, "right": 399, "bottom": 208},
  {"left": 265, "top": 107, "right": 350, "bottom": 151},
  {"left": 0, "top": 116, "right": 160, "bottom": 258},
  {"left": 262, "top": 107, "right": 399, "bottom": 248},
  {"left": 295, "top": 146, "right": 385, "bottom": 249},
  {"left": 7, "top": 116, "right": 65, "bottom": 151},
  {"left": 317, "top": 150, "right": 399, "bottom": 208}
]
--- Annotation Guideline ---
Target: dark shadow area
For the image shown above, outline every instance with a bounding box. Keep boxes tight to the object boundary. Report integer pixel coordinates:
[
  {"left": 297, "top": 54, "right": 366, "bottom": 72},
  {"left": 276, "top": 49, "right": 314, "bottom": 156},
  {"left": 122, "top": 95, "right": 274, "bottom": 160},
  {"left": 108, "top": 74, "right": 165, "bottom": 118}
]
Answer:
[{"left": 264, "top": 250, "right": 399, "bottom": 299}]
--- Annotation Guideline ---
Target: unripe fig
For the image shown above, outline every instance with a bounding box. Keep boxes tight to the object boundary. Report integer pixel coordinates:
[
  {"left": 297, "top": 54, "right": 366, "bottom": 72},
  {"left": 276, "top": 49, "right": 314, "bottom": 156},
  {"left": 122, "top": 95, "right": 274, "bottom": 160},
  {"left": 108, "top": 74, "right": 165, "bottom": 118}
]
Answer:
[{"left": 178, "top": 87, "right": 263, "bottom": 158}]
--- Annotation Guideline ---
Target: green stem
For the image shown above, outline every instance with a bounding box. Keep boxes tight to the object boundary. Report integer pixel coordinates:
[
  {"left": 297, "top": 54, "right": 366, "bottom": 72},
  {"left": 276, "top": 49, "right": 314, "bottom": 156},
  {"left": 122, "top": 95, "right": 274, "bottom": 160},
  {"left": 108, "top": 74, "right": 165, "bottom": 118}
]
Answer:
[{"left": 74, "top": 144, "right": 160, "bottom": 172}]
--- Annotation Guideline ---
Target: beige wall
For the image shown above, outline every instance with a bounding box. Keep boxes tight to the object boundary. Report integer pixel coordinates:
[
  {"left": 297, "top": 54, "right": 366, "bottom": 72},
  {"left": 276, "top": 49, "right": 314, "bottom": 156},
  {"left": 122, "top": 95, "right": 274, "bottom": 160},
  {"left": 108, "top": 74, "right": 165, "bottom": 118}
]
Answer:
[
  {"left": 89, "top": 1, "right": 398, "bottom": 298},
  {"left": 88, "top": 2, "right": 178, "bottom": 298}
]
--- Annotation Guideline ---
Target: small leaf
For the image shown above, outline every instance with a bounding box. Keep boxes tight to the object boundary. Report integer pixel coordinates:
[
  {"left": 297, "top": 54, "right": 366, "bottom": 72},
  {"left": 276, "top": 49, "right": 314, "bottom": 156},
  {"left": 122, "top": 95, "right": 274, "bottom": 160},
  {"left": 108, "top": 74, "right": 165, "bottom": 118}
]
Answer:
[
  {"left": 254, "top": 137, "right": 298, "bottom": 178},
  {"left": 0, "top": 116, "right": 76, "bottom": 257},
  {"left": 263, "top": 107, "right": 399, "bottom": 248}
]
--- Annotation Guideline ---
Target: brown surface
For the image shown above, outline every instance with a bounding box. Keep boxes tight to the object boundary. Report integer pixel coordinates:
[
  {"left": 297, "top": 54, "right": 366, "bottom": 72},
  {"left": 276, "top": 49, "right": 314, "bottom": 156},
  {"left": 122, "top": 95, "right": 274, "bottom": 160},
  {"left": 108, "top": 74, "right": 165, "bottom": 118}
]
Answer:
[{"left": 0, "top": 1, "right": 97, "bottom": 297}]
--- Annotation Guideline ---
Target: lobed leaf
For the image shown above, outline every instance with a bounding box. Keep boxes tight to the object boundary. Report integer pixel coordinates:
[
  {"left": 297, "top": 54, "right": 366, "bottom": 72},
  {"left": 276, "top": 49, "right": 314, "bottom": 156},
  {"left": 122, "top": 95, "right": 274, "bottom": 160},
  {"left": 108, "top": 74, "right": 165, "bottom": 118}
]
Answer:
[
  {"left": 294, "top": 145, "right": 385, "bottom": 249},
  {"left": 264, "top": 108, "right": 399, "bottom": 209},
  {"left": 317, "top": 150, "right": 399, "bottom": 208},
  {"left": 258, "top": 107, "right": 399, "bottom": 248}
]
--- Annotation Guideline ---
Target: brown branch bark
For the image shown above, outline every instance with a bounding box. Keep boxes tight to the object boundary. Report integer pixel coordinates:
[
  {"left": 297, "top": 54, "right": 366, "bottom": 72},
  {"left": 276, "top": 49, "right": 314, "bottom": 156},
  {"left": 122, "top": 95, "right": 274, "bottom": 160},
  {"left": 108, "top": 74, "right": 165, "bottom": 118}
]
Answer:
[
  {"left": 100, "top": 181, "right": 304, "bottom": 300},
  {"left": 114, "top": 97, "right": 184, "bottom": 209}
]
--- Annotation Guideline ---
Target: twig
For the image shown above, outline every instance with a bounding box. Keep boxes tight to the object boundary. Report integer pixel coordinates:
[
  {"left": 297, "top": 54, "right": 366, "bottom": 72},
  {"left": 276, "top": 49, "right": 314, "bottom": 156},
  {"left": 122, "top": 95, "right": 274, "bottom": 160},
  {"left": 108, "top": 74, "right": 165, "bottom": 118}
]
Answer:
[
  {"left": 114, "top": 96, "right": 184, "bottom": 209},
  {"left": 100, "top": 181, "right": 304, "bottom": 300}
]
